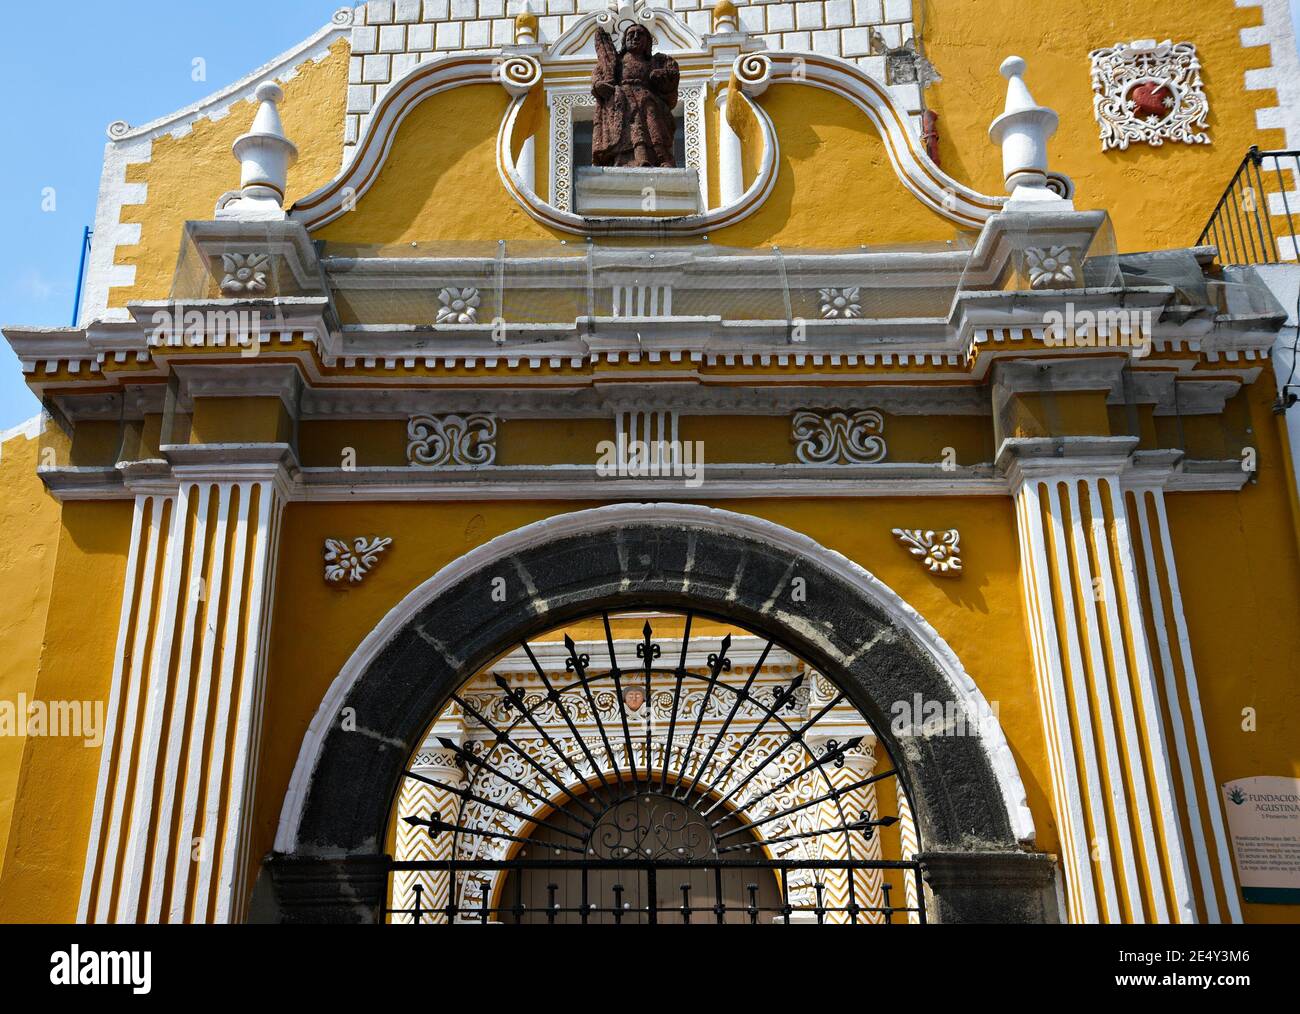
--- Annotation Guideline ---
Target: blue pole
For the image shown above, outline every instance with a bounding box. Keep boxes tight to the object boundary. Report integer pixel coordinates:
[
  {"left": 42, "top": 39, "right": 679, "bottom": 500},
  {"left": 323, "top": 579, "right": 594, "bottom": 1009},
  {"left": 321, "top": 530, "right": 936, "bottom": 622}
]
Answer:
[{"left": 71, "top": 226, "right": 92, "bottom": 327}]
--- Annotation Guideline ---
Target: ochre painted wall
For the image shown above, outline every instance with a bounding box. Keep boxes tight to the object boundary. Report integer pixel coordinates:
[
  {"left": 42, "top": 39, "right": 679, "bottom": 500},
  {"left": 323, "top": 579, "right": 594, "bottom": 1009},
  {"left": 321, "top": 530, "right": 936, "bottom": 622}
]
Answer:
[
  {"left": 922, "top": 0, "right": 1283, "bottom": 252},
  {"left": 6, "top": 4, "right": 1297, "bottom": 924},
  {"left": 0, "top": 426, "right": 62, "bottom": 886},
  {"left": 0, "top": 500, "right": 134, "bottom": 923},
  {"left": 103, "top": 1, "right": 1286, "bottom": 301},
  {"left": 109, "top": 40, "right": 351, "bottom": 309},
  {"left": 314, "top": 84, "right": 554, "bottom": 247}
]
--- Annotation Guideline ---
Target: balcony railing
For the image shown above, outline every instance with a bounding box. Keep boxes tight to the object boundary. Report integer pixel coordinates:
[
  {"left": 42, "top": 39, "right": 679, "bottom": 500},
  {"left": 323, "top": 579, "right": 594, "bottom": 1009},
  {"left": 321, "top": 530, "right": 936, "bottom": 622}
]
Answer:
[{"left": 1199, "top": 147, "right": 1300, "bottom": 265}]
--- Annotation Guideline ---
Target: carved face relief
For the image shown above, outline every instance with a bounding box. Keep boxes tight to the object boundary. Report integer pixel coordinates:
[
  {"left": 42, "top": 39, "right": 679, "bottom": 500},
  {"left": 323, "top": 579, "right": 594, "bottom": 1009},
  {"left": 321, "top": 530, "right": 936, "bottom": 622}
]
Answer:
[{"left": 623, "top": 24, "right": 653, "bottom": 56}]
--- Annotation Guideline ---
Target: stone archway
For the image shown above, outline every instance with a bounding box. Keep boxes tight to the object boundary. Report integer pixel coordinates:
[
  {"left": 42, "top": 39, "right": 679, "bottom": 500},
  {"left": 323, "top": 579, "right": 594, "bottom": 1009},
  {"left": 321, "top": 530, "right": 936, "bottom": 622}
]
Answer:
[{"left": 263, "top": 504, "right": 1058, "bottom": 923}]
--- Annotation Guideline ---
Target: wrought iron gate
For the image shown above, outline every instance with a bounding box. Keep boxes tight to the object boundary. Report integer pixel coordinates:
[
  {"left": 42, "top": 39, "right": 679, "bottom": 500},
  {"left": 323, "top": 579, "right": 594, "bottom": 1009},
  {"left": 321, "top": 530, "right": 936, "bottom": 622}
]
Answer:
[{"left": 386, "top": 611, "right": 927, "bottom": 924}]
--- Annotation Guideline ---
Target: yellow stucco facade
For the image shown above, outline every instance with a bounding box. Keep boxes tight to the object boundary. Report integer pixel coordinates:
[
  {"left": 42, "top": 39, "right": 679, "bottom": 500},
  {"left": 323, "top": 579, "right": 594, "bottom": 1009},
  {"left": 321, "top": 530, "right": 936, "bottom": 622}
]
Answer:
[{"left": 3, "top": 0, "right": 1299, "bottom": 925}]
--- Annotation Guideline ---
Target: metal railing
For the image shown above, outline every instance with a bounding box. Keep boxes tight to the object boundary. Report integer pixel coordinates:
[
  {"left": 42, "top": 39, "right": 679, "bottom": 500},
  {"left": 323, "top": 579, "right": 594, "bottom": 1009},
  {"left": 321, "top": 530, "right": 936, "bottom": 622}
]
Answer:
[
  {"left": 1199, "top": 147, "right": 1300, "bottom": 265},
  {"left": 387, "top": 858, "right": 927, "bottom": 925}
]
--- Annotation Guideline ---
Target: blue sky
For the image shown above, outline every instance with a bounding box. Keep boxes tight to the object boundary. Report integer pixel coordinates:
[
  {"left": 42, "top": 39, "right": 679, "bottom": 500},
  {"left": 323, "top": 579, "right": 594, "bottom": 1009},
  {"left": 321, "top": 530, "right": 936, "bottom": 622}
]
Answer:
[{"left": 0, "top": 2, "right": 1298, "bottom": 431}]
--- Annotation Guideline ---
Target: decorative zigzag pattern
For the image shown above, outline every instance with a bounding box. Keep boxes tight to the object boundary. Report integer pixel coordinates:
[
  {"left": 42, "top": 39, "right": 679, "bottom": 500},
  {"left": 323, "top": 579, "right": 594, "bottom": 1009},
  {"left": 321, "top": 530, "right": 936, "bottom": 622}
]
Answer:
[
  {"left": 393, "top": 773, "right": 462, "bottom": 924},
  {"left": 896, "top": 779, "right": 921, "bottom": 924},
  {"left": 816, "top": 745, "right": 884, "bottom": 924}
]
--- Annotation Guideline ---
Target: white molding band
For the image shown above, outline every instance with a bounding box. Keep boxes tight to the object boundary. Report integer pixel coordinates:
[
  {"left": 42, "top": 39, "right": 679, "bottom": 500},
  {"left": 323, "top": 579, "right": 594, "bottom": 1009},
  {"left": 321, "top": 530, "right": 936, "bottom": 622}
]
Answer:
[
  {"left": 78, "top": 477, "right": 287, "bottom": 923},
  {"left": 275, "top": 502, "right": 1035, "bottom": 853}
]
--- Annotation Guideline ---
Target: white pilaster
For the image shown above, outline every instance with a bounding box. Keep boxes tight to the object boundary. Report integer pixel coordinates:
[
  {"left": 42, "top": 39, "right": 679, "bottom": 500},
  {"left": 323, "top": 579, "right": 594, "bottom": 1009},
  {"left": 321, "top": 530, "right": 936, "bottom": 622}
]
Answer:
[
  {"left": 78, "top": 458, "right": 290, "bottom": 924},
  {"left": 1009, "top": 447, "right": 1205, "bottom": 924}
]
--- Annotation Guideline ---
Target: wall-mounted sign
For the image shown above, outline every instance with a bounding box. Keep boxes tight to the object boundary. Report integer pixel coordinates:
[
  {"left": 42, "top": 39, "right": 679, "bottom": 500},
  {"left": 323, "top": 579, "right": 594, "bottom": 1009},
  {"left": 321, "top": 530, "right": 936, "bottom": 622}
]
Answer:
[{"left": 1221, "top": 776, "right": 1300, "bottom": 905}]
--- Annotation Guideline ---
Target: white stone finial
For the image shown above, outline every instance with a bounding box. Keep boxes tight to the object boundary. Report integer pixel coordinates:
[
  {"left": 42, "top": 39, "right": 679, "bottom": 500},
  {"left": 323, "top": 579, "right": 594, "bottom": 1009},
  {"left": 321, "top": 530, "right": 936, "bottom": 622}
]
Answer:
[
  {"left": 988, "top": 55, "right": 1065, "bottom": 209},
  {"left": 218, "top": 81, "right": 299, "bottom": 221}
]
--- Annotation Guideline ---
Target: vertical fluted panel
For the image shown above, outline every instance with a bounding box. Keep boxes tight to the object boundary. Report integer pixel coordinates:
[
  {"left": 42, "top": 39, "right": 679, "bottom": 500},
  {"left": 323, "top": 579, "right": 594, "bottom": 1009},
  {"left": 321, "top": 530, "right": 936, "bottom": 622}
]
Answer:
[
  {"left": 1013, "top": 472, "right": 1202, "bottom": 923},
  {"left": 78, "top": 477, "right": 284, "bottom": 924}
]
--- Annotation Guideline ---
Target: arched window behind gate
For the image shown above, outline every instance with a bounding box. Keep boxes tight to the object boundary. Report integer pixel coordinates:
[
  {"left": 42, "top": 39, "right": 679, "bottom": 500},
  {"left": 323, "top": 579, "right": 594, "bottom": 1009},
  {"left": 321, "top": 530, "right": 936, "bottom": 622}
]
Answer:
[{"left": 386, "top": 610, "right": 926, "bottom": 925}]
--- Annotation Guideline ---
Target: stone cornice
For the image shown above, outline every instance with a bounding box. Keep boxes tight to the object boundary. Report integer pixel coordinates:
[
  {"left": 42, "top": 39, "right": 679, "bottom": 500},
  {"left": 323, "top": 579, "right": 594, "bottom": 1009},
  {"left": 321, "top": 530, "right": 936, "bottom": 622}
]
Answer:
[{"left": 35, "top": 444, "right": 1247, "bottom": 503}]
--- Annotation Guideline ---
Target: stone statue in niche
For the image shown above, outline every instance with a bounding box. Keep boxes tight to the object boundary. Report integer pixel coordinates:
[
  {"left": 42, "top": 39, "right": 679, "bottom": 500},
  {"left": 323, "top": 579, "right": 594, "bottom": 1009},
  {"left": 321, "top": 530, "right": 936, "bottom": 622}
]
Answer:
[{"left": 591, "top": 25, "right": 679, "bottom": 169}]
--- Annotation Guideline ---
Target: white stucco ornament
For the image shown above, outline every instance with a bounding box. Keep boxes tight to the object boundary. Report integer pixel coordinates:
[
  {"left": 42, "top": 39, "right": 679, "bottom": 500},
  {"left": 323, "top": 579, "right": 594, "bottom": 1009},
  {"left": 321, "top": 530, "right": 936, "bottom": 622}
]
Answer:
[
  {"left": 792, "top": 410, "right": 886, "bottom": 465},
  {"left": 437, "top": 287, "right": 481, "bottom": 325},
  {"left": 324, "top": 537, "right": 392, "bottom": 584},
  {"left": 407, "top": 414, "right": 498, "bottom": 466},
  {"left": 598, "top": 0, "right": 656, "bottom": 38},
  {"left": 819, "top": 287, "right": 862, "bottom": 319},
  {"left": 1024, "top": 246, "right": 1077, "bottom": 289},
  {"left": 892, "top": 529, "right": 963, "bottom": 576},
  {"left": 1090, "top": 40, "right": 1211, "bottom": 152},
  {"left": 220, "top": 253, "right": 270, "bottom": 294}
]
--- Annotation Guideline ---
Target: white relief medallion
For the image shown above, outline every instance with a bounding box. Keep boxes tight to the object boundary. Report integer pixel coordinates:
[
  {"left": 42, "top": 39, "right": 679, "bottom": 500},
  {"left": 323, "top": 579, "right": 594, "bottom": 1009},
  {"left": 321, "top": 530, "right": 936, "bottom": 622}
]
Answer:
[
  {"left": 220, "top": 253, "right": 270, "bottom": 294},
  {"left": 437, "top": 287, "right": 481, "bottom": 325},
  {"left": 1024, "top": 246, "right": 1077, "bottom": 289},
  {"left": 819, "top": 287, "right": 862, "bottom": 319},
  {"left": 1090, "top": 40, "right": 1211, "bottom": 152},
  {"left": 891, "top": 529, "right": 962, "bottom": 576},
  {"left": 407, "top": 414, "right": 498, "bottom": 467},
  {"left": 324, "top": 537, "right": 392, "bottom": 584}
]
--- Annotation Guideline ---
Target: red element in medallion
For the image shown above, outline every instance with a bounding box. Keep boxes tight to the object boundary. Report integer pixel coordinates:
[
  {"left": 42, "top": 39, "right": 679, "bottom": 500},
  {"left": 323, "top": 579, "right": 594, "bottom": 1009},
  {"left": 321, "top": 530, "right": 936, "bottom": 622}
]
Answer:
[{"left": 1129, "top": 81, "right": 1175, "bottom": 121}]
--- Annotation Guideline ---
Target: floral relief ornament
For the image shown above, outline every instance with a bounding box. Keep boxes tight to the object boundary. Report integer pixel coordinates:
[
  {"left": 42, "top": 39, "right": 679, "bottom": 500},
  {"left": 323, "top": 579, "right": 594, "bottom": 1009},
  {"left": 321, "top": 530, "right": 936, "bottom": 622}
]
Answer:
[
  {"left": 819, "top": 287, "right": 862, "bottom": 319},
  {"left": 324, "top": 537, "right": 392, "bottom": 584},
  {"left": 892, "top": 529, "right": 962, "bottom": 576},
  {"left": 220, "top": 253, "right": 270, "bottom": 294},
  {"left": 1089, "top": 40, "right": 1211, "bottom": 152},
  {"left": 437, "top": 287, "right": 481, "bottom": 324},
  {"left": 1024, "top": 246, "right": 1077, "bottom": 289}
]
